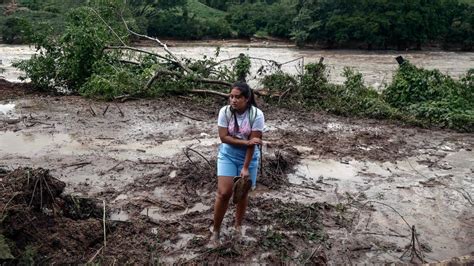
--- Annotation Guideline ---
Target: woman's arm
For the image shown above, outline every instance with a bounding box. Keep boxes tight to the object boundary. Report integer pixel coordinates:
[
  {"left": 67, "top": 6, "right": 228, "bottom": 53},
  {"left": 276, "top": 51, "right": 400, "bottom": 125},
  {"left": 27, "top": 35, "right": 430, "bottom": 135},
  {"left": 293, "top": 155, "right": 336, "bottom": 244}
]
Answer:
[
  {"left": 218, "top": 127, "right": 260, "bottom": 147},
  {"left": 241, "top": 131, "right": 263, "bottom": 178}
]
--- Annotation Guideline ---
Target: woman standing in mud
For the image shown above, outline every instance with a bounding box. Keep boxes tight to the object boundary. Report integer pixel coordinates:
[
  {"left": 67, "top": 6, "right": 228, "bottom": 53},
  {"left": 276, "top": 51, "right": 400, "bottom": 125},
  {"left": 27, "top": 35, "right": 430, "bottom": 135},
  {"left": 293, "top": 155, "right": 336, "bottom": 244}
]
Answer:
[{"left": 212, "top": 81, "right": 265, "bottom": 244}]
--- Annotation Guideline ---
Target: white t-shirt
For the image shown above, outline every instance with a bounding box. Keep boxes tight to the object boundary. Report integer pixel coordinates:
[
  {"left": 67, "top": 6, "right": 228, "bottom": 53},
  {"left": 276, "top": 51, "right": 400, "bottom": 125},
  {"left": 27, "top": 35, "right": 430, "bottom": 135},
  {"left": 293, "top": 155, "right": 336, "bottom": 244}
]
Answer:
[{"left": 217, "top": 106, "right": 265, "bottom": 140}]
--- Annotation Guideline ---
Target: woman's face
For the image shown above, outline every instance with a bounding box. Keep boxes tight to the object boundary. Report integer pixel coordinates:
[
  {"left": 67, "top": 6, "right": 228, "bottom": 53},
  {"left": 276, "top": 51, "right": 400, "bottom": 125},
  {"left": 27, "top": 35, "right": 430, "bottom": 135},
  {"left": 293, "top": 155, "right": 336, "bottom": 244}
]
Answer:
[{"left": 229, "top": 88, "right": 248, "bottom": 112}]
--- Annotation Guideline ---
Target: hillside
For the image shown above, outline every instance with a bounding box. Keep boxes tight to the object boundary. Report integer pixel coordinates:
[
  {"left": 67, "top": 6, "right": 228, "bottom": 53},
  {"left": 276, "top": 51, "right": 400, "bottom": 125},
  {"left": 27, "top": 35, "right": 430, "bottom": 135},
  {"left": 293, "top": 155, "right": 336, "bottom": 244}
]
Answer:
[{"left": 188, "top": 0, "right": 226, "bottom": 20}]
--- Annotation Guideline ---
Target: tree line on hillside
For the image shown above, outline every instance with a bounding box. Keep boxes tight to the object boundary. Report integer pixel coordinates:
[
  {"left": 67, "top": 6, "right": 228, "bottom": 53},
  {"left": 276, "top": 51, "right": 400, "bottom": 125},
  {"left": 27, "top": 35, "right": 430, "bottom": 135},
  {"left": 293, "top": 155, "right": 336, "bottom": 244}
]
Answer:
[
  {"left": 223, "top": 0, "right": 473, "bottom": 50},
  {"left": 1, "top": 0, "right": 473, "bottom": 50}
]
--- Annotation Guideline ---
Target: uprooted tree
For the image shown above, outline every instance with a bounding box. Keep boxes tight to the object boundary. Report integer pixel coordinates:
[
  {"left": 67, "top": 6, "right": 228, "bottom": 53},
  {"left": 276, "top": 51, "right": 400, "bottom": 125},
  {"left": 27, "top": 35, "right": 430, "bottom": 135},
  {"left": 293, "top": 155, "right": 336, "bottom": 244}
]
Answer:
[
  {"left": 12, "top": 4, "right": 282, "bottom": 100},
  {"left": 13, "top": 6, "right": 239, "bottom": 99},
  {"left": 13, "top": 6, "right": 474, "bottom": 132}
]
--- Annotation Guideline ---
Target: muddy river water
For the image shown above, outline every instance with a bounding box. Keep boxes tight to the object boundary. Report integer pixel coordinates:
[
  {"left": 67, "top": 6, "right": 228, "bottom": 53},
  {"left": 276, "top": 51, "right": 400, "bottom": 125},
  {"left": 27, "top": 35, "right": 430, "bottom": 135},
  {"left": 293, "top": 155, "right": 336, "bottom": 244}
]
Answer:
[{"left": 1, "top": 43, "right": 473, "bottom": 89}]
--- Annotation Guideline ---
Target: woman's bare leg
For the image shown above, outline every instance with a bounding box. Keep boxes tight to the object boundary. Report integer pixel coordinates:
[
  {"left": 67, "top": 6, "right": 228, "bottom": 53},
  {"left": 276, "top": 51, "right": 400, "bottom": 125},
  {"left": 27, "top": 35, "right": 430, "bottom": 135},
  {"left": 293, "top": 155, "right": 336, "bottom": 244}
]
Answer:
[
  {"left": 213, "top": 176, "right": 233, "bottom": 239},
  {"left": 234, "top": 189, "right": 249, "bottom": 229}
]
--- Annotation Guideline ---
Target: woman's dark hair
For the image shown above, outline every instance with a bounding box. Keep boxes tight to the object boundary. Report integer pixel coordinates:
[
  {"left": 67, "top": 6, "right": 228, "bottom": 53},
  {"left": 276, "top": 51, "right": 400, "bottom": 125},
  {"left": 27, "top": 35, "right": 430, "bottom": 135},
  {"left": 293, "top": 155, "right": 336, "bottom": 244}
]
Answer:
[
  {"left": 231, "top": 81, "right": 257, "bottom": 108},
  {"left": 230, "top": 81, "right": 257, "bottom": 133}
]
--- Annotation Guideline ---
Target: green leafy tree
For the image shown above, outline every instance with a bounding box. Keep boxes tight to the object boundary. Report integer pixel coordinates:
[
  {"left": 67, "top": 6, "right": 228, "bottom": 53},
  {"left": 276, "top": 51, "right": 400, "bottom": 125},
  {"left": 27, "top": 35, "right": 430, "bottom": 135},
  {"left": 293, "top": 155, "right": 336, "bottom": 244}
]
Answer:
[
  {"left": 226, "top": 2, "right": 268, "bottom": 38},
  {"left": 2, "top": 17, "right": 32, "bottom": 44},
  {"left": 14, "top": 7, "right": 126, "bottom": 91},
  {"left": 291, "top": 0, "right": 322, "bottom": 47},
  {"left": 265, "top": 2, "right": 296, "bottom": 38}
]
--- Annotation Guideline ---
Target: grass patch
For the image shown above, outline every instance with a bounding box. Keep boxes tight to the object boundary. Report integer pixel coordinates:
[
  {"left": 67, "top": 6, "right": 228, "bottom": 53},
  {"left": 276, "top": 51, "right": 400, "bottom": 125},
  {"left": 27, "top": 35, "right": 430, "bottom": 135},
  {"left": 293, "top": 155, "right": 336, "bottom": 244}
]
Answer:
[{"left": 187, "top": 0, "right": 226, "bottom": 20}]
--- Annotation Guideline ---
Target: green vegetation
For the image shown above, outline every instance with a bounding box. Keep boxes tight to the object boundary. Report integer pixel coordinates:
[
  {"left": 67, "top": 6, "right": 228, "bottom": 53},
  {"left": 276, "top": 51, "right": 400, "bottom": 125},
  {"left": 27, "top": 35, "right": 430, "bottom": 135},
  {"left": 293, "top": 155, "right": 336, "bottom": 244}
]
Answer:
[
  {"left": 188, "top": 0, "right": 226, "bottom": 19},
  {"left": 262, "top": 63, "right": 399, "bottom": 120},
  {"left": 1, "top": 0, "right": 472, "bottom": 50},
  {"left": 260, "top": 61, "right": 473, "bottom": 132},
  {"left": 0, "top": 234, "right": 14, "bottom": 260},
  {"left": 13, "top": 6, "right": 125, "bottom": 91},
  {"left": 384, "top": 62, "right": 474, "bottom": 131},
  {"left": 0, "top": 0, "right": 86, "bottom": 44}
]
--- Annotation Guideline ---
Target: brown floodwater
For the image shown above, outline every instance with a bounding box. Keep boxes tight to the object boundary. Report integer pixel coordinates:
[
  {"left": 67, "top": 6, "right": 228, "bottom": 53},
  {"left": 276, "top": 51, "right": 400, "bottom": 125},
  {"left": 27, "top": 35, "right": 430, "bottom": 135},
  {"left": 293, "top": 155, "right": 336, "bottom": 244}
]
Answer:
[{"left": 1, "top": 43, "right": 473, "bottom": 89}]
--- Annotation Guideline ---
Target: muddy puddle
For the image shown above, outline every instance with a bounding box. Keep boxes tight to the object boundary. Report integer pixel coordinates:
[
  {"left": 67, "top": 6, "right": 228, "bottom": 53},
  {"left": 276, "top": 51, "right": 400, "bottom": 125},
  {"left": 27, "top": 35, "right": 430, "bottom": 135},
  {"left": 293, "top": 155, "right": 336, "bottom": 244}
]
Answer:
[
  {"left": 282, "top": 150, "right": 473, "bottom": 262},
  {"left": 0, "top": 91, "right": 473, "bottom": 263},
  {"left": 0, "top": 131, "right": 218, "bottom": 158},
  {"left": 0, "top": 102, "right": 15, "bottom": 115}
]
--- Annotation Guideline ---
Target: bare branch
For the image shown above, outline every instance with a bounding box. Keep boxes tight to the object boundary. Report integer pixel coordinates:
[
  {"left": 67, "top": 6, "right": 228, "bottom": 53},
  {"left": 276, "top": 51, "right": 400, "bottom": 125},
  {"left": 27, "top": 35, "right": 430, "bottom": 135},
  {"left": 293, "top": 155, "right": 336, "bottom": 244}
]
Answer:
[
  {"left": 213, "top": 56, "right": 240, "bottom": 66},
  {"left": 145, "top": 69, "right": 231, "bottom": 90},
  {"left": 145, "top": 69, "right": 182, "bottom": 89},
  {"left": 184, "top": 147, "right": 212, "bottom": 168},
  {"left": 280, "top": 56, "right": 305, "bottom": 66},
  {"left": 197, "top": 78, "right": 231, "bottom": 87},
  {"left": 175, "top": 111, "right": 204, "bottom": 121},
  {"left": 118, "top": 59, "right": 141, "bottom": 66},
  {"left": 87, "top": 7, "right": 127, "bottom": 47},
  {"left": 120, "top": 16, "right": 193, "bottom": 74},
  {"left": 190, "top": 89, "right": 228, "bottom": 98},
  {"left": 105, "top": 46, "right": 169, "bottom": 61}
]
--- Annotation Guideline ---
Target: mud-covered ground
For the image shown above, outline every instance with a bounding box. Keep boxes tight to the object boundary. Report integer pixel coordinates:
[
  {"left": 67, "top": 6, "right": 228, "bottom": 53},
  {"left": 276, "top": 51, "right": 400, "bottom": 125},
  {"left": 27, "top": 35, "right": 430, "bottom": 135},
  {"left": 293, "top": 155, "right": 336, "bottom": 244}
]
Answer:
[{"left": 0, "top": 79, "right": 473, "bottom": 264}]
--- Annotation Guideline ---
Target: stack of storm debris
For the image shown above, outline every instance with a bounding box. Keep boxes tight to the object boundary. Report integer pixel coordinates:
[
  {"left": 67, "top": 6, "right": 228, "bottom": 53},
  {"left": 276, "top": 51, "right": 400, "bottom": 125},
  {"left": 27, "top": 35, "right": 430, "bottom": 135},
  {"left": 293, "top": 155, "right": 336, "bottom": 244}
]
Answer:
[{"left": 0, "top": 168, "right": 104, "bottom": 263}]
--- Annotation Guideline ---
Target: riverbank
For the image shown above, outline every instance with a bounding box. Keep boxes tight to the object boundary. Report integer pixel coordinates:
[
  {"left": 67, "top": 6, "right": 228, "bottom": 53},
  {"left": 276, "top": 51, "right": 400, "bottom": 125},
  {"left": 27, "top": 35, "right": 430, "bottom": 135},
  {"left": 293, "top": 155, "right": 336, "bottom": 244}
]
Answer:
[
  {"left": 133, "top": 38, "right": 296, "bottom": 49},
  {"left": 116, "top": 38, "right": 472, "bottom": 51},
  {"left": 2, "top": 36, "right": 471, "bottom": 51}
]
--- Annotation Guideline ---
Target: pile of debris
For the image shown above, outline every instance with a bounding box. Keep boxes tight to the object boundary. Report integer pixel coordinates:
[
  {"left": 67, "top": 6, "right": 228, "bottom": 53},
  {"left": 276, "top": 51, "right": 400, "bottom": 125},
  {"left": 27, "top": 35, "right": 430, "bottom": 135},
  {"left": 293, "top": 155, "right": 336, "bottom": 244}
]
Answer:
[{"left": 0, "top": 168, "right": 104, "bottom": 263}]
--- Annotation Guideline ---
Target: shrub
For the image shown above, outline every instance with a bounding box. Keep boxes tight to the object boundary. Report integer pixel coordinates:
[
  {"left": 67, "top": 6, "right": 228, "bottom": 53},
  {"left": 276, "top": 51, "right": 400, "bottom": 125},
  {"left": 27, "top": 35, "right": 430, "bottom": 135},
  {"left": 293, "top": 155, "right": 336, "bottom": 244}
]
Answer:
[
  {"left": 261, "top": 71, "right": 299, "bottom": 102},
  {"left": 14, "top": 7, "right": 126, "bottom": 92},
  {"left": 2, "top": 17, "right": 32, "bottom": 44},
  {"left": 80, "top": 58, "right": 146, "bottom": 100},
  {"left": 384, "top": 61, "right": 474, "bottom": 131}
]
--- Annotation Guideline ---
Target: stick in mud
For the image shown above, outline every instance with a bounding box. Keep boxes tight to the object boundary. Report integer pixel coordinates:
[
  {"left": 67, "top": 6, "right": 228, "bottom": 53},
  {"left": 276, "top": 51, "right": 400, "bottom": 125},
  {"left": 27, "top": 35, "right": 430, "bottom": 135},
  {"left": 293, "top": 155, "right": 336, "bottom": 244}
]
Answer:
[
  {"left": 102, "top": 104, "right": 109, "bottom": 116},
  {"left": 175, "top": 110, "right": 204, "bottom": 121},
  {"left": 89, "top": 106, "right": 96, "bottom": 116},
  {"left": 115, "top": 103, "right": 124, "bottom": 117},
  {"left": 63, "top": 161, "right": 91, "bottom": 169},
  {"left": 400, "top": 225, "right": 425, "bottom": 263},
  {"left": 184, "top": 147, "right": 212, "bottom": 168},
  {"left": 103, "top": 199, "right": 106, "bottom": 248},
  {"left": 87, "top": 246, "right": 103, "bottom": 264}
]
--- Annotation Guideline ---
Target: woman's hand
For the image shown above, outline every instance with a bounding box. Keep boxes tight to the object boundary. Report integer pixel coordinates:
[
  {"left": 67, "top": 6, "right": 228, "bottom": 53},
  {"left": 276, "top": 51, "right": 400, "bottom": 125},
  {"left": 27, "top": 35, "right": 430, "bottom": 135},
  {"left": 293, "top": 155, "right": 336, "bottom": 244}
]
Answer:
[
  {"left": 247, "top": 137, "right": 262, "bottom": 146},
  {"left": 240, "top": 167, "right": 250, "bottom": 179}
]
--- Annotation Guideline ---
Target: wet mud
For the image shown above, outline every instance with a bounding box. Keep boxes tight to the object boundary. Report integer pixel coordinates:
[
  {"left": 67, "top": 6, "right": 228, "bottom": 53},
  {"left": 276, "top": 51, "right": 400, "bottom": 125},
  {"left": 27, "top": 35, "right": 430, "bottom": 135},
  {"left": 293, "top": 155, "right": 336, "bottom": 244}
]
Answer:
[{"left": 0, "top": 80, "right": 473, "bottom": 264}]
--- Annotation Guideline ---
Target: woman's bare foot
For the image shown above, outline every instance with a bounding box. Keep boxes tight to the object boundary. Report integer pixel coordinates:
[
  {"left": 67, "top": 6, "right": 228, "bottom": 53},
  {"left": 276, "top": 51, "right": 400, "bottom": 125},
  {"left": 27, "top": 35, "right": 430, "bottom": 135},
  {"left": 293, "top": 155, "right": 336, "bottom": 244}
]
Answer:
[
  {"left": 231, "top": 226, "right": 243, "bottom": 242},
  {"left": 210, "top": 231, "right": 221, "bottom": 247}
]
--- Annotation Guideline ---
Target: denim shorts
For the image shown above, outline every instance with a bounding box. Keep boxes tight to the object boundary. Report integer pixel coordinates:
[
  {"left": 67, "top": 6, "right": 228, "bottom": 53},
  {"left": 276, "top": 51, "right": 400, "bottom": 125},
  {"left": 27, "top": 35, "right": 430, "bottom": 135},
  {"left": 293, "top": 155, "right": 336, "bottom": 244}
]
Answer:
[{"left": 217, "top": 143, "right": 260, "bottom": 187}]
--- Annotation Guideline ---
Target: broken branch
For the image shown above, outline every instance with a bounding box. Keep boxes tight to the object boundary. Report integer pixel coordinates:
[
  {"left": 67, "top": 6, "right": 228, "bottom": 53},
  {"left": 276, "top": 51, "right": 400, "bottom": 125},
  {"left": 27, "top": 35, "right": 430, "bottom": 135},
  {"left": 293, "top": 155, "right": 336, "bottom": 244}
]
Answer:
[
  {"left": 120, "top": 16, "right": 192, "bottom": 74},
  {"left": 189, "top": 89, "right": 228, "bottom": 98},
  {"left": 89, "top": 106, "right": 97, "bottom": 116},
  {"left": 145, "top": 69, "right": 231, "bottom": 90},
  {"left": 87, "top": 246, "right": 103, "bottom": 264},
  {"left": 105, "top": 45, "right": 169, "bottom": 61},
  {"left": 115, "top": 103, "right": 124, "bottom": 117},
  {"left": 184, "top": 147, "right": 212, "bottom": 169},
  {"left": 102, "top": 105, "right": 109, "bottom": 116},
  {"left": 138, "top": 159, "right": 166, "bottom": 165},
  {"left": 88, "top": 7, "right": 126, "bottom": 46},
  {"left": 63, "top": 162, "right": 92, "bottom": 169},
  {"left": 175, "top": 111, "right": 203, "bottom": 122}
]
